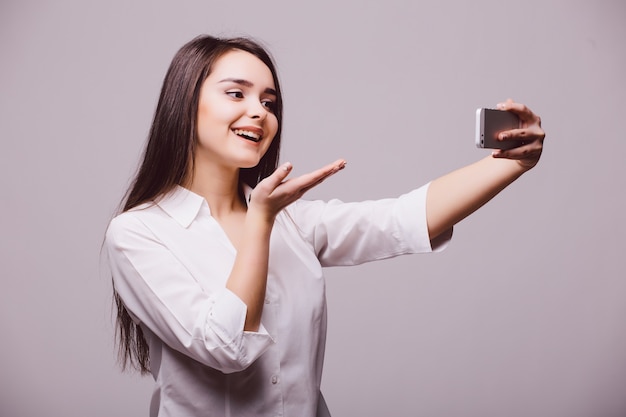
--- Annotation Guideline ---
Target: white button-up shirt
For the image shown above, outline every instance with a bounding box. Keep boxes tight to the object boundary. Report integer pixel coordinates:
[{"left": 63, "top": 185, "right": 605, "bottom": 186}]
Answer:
[{"left": 105, "top": 183, "right": 451, "bottom": 417}]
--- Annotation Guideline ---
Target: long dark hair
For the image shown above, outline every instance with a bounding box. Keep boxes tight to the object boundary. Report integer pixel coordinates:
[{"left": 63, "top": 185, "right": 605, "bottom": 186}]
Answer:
[{"left": 114, "top": 35, "right": 284, "bottom": 374}]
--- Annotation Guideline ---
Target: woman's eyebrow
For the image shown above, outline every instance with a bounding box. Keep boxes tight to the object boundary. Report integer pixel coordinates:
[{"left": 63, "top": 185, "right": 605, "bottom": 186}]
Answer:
[{"left": 218, "top": 78, "right": 276, "bottom": 95}]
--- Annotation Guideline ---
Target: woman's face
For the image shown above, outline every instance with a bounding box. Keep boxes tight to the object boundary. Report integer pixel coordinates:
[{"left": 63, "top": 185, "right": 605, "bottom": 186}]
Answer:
[{"left": 195, "top": 49, "right": 279, "bottom": 172}]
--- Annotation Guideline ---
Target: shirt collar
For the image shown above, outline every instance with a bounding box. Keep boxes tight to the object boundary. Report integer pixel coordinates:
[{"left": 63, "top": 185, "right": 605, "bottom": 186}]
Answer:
[
  {"left": 156, "top": 186, "right": 205, "bottom": 228},
  {"left": 156, "top": 184, "right": 254, "bottom": 228}
]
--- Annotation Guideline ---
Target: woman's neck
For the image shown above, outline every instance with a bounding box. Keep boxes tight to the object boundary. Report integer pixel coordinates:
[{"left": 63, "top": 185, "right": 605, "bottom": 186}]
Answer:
[{"left": 187, "top": 161, "right": 246, "bottom": 218}]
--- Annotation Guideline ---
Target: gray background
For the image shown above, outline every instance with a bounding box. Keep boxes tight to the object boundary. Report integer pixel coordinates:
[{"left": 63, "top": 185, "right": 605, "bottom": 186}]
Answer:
[{"left": 1, "top": 1, "right": 625, "bottom": 416}]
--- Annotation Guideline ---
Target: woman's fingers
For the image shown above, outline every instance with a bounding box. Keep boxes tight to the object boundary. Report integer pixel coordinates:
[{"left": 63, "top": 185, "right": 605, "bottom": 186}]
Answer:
[
  {"left": 492, "top": 99, "right": 545, "bottom": 169},
  {"left": 498, "top": 99, "right": 539, "bottom": 123},
  {"left": 497, "top": 125, "right": 545, "bottom": 146},
  {"left": 263, "top": 162, "right": 294, "bottom": 188},
  {"left": 251, "top": 159, "right": 346, "bottom": 216},
  {"left": 285, "top": 159, "right": 347, "bottom": 195},
  {"left": 273, "top": 159, "right": 346, "bottom": 202}
]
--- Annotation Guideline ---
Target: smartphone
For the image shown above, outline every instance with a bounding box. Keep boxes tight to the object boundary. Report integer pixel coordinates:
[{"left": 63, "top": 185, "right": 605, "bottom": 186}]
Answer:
[{"left": 475, "top": 108, "right": 522, "bottom": 150}]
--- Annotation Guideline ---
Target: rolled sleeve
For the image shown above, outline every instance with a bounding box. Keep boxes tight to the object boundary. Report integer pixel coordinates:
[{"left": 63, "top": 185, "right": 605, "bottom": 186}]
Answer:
[
  {"left": 203, "top": 288, "right": 274, "bottom": 373},
  {"left": 394, "top": 182, "right": 453, "bottom": 253},
  {"left": 105, "top": 214, "right": 274, "bottom": 374}
]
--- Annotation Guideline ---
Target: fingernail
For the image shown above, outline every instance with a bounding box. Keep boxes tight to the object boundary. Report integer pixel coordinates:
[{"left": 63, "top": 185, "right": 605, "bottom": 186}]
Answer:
[
  {"left": 497, "top": 103, "right": 505, "bottom": 110},
  {"left": 283, "top": 163, "right": 292, "bottom": 171},
  {"left": 499, "top": 133, "right": 507, "bottom": 140}
]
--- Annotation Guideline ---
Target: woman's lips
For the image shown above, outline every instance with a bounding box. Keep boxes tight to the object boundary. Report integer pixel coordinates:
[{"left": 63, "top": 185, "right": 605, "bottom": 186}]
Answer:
[{"left": 232, "top": 126, "right": 264, "bottom": 142}]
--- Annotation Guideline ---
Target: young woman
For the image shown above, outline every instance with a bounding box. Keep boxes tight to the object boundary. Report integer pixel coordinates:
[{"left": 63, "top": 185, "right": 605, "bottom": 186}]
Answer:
[{"left": 105, "top": 35, "right": 545, "bottom": 417}]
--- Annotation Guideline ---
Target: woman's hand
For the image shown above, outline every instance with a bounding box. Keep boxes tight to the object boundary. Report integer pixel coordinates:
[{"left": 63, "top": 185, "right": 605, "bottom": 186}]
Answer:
[
  {"left": 248, "top": 159, "right": 347, "bottom": 222},
  {"left": 492, "top": 99, "right": 545, "bottom": 171}
]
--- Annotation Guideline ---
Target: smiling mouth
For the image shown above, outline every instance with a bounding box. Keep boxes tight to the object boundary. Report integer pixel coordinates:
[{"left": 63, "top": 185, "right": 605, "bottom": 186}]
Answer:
[{"left": 233, "top": 129, "right": 262, "bottom": 143}]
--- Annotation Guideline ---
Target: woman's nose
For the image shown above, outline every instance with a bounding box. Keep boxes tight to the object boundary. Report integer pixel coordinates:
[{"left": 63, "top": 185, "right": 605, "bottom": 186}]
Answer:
[{"left": 247, "top": 99, "right": 267, "bottom": 120}]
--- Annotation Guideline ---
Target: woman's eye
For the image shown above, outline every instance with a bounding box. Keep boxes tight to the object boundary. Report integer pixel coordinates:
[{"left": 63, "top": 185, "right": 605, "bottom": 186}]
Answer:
[
  {"left": 262, "top": 99, "right": 276, "bottom": 112},
  {"left": 226, "top": 91, "right": 244, "bottom": 99}
]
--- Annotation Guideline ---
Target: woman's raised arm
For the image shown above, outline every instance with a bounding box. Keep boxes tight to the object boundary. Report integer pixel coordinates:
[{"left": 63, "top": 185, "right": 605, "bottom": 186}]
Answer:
[{"left": 426, "top": 99, "right": 545, "bottom": 240}]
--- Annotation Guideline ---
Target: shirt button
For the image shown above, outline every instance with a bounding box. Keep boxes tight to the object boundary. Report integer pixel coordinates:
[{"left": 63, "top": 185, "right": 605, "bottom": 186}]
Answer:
[
  {"left": 271, "top": 375, "right": 278, "bottom": 384},
  {"left": 265, "top": 299, "right": 270, "bottom": 304}
]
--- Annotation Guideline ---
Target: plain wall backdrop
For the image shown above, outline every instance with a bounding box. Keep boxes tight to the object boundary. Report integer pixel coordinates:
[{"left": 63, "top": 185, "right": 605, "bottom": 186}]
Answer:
[{"left": 1, "top": 1, "right": 625, "bottom": 416}]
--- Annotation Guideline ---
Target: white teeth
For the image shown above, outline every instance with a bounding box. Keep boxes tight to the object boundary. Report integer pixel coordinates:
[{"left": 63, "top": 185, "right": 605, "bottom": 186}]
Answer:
[{"left": 233, "top": 129, "right": 261, "bottom": 141}]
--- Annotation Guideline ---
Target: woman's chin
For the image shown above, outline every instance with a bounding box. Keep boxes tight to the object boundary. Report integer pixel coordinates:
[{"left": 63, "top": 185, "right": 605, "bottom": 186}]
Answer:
[
  {"left": 242, "top": 157, "right": 261, "bottom": 167},
  {"left": 238, "top": 160, "right": 262, "bottom": 170}
]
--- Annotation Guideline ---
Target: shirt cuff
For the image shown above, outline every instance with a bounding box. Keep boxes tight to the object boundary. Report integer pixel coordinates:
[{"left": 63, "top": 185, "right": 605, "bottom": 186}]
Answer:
[
  {"left": 204, "top": 288, "right": 275, "bottom": 372},
  {"left": 395, "top": 182, "right": 453, "bottom": 253}
]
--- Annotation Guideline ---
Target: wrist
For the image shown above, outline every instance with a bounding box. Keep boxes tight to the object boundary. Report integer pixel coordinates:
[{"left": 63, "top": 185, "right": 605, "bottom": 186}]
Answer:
[
  {"left": 486, "top": 155, "right": 528, "bottom": 178},
  {"left": 491, "top": 150, "right": 541, "bottom": 174},
  {"left": 245, "top": 207, "right": 276, "bottom": 231}
]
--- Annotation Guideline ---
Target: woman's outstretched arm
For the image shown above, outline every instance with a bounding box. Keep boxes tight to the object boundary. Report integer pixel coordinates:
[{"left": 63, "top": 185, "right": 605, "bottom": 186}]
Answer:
[{"left": 426, "top": 99, "right": 545, "bottom": 240}]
